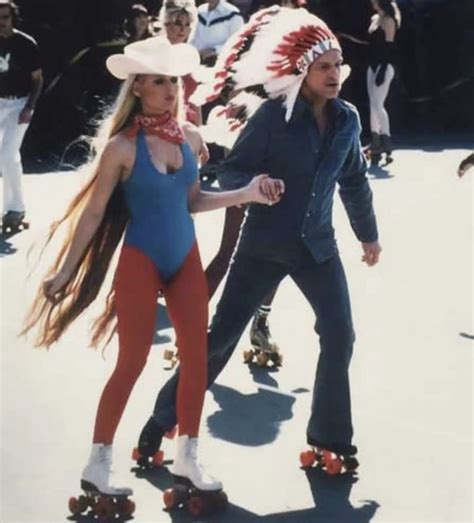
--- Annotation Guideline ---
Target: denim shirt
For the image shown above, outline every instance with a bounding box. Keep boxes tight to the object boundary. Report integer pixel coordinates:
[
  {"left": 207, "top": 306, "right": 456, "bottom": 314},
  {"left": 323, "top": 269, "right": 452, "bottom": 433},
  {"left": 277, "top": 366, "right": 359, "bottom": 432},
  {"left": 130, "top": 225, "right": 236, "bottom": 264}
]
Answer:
[{"left": 218, "top": 94, "right": 378, "bottom": 264}]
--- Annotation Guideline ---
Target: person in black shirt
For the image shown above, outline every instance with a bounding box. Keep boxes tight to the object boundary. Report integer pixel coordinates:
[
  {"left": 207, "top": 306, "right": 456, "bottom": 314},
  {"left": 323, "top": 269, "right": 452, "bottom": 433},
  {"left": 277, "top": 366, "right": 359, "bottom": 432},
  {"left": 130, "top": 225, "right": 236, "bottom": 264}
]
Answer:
[
  {"left": 366, "top": 0, "right": 400, "bottom": 166},
  {"left": 0, "top": 0, "right": 42, "bottom": 229}
]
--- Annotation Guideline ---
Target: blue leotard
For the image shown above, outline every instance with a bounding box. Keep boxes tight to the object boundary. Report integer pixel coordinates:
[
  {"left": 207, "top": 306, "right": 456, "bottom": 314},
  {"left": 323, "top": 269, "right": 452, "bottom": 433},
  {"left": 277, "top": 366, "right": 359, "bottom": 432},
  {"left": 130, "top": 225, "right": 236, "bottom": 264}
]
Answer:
[{"left": 122, "top": 130, "right": 198, "bottom": 281}]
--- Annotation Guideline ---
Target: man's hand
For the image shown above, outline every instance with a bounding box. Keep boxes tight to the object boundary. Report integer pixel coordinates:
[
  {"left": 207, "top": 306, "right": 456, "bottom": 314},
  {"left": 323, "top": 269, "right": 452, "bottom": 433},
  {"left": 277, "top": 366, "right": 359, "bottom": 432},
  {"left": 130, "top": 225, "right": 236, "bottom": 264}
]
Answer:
[
  {"left": 258, "top": 175, "right": 285, "bottom": 205},
  {"left": 361, "top": 241, "right": 382, "bottom": 266},
  {"left": 247, "top": 174, "right": 284, "bottom": 205},
  {"left": 18, "top": 106, "right": 33, "bottom": 124}
]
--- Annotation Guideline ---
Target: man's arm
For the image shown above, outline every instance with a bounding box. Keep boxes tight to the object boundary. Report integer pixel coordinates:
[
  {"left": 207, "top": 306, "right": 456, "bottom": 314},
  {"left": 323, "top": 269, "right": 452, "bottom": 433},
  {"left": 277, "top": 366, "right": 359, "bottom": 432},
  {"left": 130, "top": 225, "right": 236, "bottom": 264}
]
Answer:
[
  {"left": 19, "top": 68, "right": 43, "bottom": 124},
  {"left": 218, "top": 102, "right": 273, "bottom": 190},
  {"left": 338, "top": 113, "right": 379, "bottom": 245}
]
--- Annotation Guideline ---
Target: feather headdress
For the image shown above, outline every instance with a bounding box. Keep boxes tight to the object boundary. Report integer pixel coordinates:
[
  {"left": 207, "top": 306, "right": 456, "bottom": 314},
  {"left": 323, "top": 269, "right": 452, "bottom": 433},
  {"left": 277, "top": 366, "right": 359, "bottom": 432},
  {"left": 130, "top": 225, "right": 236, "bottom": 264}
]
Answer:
[{"left": 191, "top": 6, "right": 349, "bottom": 147}]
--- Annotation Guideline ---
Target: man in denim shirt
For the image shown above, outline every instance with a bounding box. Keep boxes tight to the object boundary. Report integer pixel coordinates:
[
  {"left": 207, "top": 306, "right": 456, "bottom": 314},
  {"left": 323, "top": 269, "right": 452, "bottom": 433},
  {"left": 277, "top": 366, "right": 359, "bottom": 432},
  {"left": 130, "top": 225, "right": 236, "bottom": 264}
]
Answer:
[{"left": 139, "top": 10, "right": 381, "bottom": 467}]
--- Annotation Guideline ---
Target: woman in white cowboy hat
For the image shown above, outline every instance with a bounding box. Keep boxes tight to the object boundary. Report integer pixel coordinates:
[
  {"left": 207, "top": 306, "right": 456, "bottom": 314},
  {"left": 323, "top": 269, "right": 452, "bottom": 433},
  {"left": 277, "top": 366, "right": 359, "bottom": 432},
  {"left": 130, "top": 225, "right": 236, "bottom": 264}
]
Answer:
[{"left": 23, "top": 36, "right": 283, "bottom": 509}]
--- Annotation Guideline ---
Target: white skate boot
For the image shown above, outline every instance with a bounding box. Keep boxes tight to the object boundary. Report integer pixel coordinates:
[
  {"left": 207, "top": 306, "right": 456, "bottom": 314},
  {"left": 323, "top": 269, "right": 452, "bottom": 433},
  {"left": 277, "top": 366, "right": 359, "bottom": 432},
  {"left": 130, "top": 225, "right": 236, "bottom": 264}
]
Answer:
[
  {"left": 172, "top": 435, "right": 222, "bottom": 491},
  {"left": 81, "top": 443, "right": 133, "bottom": 496}
]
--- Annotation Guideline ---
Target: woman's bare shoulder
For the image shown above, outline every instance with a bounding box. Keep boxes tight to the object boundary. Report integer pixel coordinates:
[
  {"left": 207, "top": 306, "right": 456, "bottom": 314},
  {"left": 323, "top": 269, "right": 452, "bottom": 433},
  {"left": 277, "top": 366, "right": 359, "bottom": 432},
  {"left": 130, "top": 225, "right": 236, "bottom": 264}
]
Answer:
[{"left": 183, "top": 122, "right": 202, "bottom": 153}]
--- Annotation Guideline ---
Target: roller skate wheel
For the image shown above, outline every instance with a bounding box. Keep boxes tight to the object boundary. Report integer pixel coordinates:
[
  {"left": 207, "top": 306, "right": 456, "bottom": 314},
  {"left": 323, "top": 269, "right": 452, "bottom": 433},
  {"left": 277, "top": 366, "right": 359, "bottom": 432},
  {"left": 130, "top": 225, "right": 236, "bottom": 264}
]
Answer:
[
  {"left": 299, "top": 449, "right": 316, "bottom": 468},
  {"left": 344, "top": 456, "right": 359, "bottom": 472},
  {"left": 325, "top": 457, "right": 343, "bottom": 475},
  {"left": 165, "top": 425, "right": 177, "bottom": 439},
  {"left": 243, "top": 349, "right": 254, "bottom": 364},
  {"left": 163, "top": 349, "right": 175, "bottom": 361},
  {"left": 132, "top": 447, "right": 141, "bottom": 461},
  {"left": 68, "top": 496, "right": 86, "bottom": 515},
  {"left": 187, "top": 494, "right": 205, "bottom": 516},
  {"left": 271, "top": 352, "right": 283, "bottom": 366},
  {"left": 163, "top": 488, "right": 178, "bottom": 509},
  {"left": 256, "top": 352, "right": 269, "bottom": 367},
  {"left": 117, "top": 498, "right": 136, "bottom": 517},
  {"left": 94, "top": 496, "right": 117, "bottom": 520},
  {"left": 152, "top": 450, "right": 164, "bottom": 467}
]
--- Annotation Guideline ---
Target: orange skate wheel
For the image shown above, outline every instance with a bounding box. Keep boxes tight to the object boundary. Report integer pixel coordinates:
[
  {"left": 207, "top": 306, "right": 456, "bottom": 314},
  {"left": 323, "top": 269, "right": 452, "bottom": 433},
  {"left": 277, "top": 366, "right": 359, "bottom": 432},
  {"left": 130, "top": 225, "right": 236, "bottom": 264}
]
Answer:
[
  {"left": 117, "top": 498, "right": 136, "bottom": 517},
  {"left": 152, "top": 450, "right": 164, "bottom": 467},
  {"left": 163, "top": 488, "right": 178, "bottom": 509},
  {"left": 68, "top": 496, "right": 84, "bottom": 515},
  {"left": 299, "top": 449, "right": 316, "bottom": 468},
  {"left": 256, "top": 352, "right": 269, "bottom": 367},
  {"left": 94, "top": 496, "right": 117, "bottom": 520},
  {"left": 164, "top": 349, "right": 175, "bottom": 361},
  {"left": 243, "top": 350, "right": 254, "bottom": 364},
  {"left": 131, "top": 447, "right": 141, "bottom": 461},
  {"left": 165, "top": 425, "right": 178, "bottom": 439},
  {"left": 187, "top": 494, "right": 205, "bottom": 516},
  {"left": 324, "top": 456, "right": 343, "bottom": 475}
]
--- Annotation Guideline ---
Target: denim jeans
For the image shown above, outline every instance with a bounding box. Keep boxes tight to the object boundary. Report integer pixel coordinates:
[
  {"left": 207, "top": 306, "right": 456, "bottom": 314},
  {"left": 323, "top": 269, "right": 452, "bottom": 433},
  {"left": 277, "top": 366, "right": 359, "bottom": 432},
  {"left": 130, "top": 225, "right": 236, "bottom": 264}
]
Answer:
[{"left": 153, "top": 246, "right": 356, "bottom": 454}]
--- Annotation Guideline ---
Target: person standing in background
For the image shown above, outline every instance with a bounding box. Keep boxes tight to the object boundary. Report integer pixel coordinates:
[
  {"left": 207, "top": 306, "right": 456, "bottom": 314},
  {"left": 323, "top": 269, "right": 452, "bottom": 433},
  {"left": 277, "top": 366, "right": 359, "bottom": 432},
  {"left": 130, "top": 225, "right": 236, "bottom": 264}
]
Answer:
[
  {"left": 124, "top": 4, "right": 153, "bottom": 43},
  {"left": 366, "top": 0, "right": 400, "bottom": 166},
  {"left": 191, "top": 0, "right": 243, "bottom": 67},
  {"left": 0, "top": 0, "right": 42, "bottom": 231}
]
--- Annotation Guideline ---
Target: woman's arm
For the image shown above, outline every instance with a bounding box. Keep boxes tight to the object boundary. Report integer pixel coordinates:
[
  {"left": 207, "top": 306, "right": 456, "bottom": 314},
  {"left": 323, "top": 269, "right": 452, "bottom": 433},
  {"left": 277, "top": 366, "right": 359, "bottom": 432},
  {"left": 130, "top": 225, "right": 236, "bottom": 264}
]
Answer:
[
  {"left": 44, "top": 139, "right": 126, "bottom": 298},
  {"left": 188, "top": 175, "right": 284, "bottom": 214}
]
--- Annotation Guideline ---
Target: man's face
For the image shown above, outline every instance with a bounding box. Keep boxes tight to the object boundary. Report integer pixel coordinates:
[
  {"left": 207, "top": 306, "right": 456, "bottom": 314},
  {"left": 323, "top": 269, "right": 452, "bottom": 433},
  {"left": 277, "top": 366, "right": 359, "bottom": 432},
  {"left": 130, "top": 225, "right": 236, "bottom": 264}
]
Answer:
[
  {"left": 0, "top": 6, "right": 14, "bottom": 35},
  {"left": 301, "top": 49, "right": 342, "bottom": 101}
]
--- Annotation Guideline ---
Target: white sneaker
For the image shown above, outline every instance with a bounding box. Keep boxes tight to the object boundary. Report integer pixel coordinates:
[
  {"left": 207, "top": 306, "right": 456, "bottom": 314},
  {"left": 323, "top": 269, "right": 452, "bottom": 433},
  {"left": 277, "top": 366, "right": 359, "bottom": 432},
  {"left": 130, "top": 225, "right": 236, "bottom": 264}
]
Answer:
[
  {"left": 81, "top": 444, "right": 133, "bottom": 496},
  {"left": 172, "top": 435, "right": 222, "bottom": 491}
]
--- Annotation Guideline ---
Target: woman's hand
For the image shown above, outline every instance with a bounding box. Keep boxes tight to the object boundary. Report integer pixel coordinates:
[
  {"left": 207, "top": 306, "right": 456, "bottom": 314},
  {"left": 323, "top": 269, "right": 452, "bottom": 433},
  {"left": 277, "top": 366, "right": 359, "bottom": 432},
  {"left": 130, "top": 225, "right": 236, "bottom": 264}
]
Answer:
[
  {"left": 43, "top": 270, "right": 72, "bottom": 303},
  {"left": 247, "top": 174, "right": 285, "bottom": 205}
]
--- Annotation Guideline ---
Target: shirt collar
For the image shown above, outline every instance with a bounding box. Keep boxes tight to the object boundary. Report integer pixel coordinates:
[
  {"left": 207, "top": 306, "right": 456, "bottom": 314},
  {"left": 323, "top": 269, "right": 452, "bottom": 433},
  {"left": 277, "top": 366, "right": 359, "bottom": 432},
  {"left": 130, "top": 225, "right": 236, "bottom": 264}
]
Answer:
[{"left": 290, "top": 94, "right": 342, "bottom": 123}]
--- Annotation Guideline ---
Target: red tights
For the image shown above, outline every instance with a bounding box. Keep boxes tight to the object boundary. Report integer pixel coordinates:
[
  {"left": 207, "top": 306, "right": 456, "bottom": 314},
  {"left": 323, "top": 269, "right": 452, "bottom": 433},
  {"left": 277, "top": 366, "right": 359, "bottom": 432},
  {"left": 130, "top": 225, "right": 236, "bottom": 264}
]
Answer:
[{"left": 93, "top": 243, "right": 208, "bottom": 444}]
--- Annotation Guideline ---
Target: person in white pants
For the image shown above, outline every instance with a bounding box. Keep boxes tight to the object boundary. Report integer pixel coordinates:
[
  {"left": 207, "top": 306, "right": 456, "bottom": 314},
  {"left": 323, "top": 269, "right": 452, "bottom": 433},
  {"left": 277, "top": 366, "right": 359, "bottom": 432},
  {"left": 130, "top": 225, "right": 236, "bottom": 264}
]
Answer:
[
  {"left": 0, "top": 0, "right": 42, "bottom": 227},
  {"left": 366, "top": 0, "right": 400, "bottom": 164}
]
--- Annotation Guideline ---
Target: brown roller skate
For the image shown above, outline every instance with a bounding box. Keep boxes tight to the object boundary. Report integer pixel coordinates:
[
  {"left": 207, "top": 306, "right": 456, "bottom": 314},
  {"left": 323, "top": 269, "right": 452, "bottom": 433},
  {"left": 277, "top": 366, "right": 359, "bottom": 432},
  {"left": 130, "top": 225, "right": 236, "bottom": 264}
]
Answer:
[{"left": 243, "top": 312, "right": 282, "bottom": 367}]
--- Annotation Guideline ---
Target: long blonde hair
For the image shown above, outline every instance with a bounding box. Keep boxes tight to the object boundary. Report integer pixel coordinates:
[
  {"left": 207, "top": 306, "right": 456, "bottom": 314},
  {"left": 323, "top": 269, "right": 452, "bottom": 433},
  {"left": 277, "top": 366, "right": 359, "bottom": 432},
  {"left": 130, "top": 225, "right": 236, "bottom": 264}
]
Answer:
[{"left": 22, "top": 74, "right": 184, "bottom": 349}]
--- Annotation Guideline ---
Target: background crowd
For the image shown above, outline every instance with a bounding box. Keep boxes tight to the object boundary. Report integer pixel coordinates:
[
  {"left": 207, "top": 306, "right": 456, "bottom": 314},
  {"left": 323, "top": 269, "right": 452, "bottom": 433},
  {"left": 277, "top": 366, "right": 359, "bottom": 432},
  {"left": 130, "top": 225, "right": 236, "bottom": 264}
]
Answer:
[{"left": 7, "top": 0, "right": 474, "bottom": 172}]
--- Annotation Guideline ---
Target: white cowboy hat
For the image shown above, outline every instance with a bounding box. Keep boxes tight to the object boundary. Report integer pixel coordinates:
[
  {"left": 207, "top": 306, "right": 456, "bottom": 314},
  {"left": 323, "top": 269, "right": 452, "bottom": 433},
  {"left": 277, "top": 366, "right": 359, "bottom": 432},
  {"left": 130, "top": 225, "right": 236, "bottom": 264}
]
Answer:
[{"left": 106, "top": 36, "right": 200, "bottom": 79}]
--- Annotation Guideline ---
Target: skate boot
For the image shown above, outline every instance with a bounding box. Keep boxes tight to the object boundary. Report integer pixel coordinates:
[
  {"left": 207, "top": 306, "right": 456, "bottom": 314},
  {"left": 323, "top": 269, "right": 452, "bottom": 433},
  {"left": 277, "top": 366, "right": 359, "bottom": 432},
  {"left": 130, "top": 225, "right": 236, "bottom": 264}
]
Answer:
[
  {"left": 380, "top": 134, "right": 393, "bottom": 166},
  {"left": 163, "top": 435, "right": 228, "bottom": 516},
  {"left": 68, "top": 444, "right": 135, "bottom": 519},
  {"left": 132, "top": 416, "right": 166, "bottom": 468},
  {"left": 243, "top": 312, "right": 282, "bottom": 367},
  {"left": 368, "top": 132, "right": 382, "bottom": 167},
  {"left": 300, "top": 442, "right": 359, "bottom": 476},
  {"left": 1, "top": 210, "right": 29, "bottom": 236}
]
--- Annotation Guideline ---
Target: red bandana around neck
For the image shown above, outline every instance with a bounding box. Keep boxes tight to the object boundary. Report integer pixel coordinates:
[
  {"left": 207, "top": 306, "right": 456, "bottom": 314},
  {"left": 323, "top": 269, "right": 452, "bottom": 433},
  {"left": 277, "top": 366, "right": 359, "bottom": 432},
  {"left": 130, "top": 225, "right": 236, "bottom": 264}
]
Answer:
[{"left": 126, "top": 112, "right": 186, "bottom": 144}]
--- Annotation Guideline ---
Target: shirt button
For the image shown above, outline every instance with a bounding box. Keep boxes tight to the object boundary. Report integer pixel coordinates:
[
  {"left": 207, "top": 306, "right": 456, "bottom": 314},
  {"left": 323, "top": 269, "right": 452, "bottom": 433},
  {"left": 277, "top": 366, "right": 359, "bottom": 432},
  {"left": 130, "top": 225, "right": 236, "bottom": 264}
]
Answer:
[
  {"left": 306, "top": 212, "right": 311, "bottom": 217},
  {"left": 311, "top": 192, "right": 316, "bottom": 197},
  {"left": 302, "top": 233, "right": 306, "bottom": 238}
]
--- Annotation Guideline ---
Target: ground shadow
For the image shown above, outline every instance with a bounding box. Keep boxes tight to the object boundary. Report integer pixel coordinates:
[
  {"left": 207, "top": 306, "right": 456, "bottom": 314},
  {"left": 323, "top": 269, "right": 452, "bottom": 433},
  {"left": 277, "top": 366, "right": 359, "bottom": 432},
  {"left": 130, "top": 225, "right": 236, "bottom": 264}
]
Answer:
[
  {"left": 0, "top": 235, "right": 18, "bottom": 257},
  {"left": 132, "top": 464, "right": 379, "bottom": 523},
  {"left": 207, "top": 383, "right": 297, "bottom": 446},
  {"left": 368, "top": 163, "right": 394, "bottom": 179}
]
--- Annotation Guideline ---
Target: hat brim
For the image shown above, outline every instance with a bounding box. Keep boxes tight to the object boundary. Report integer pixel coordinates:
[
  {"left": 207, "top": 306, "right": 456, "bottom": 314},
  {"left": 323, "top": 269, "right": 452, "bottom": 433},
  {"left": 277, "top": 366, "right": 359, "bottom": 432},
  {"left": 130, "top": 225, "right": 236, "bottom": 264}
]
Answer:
[{"left": 106, "top": 44, "right": 200, "bottom": 80}]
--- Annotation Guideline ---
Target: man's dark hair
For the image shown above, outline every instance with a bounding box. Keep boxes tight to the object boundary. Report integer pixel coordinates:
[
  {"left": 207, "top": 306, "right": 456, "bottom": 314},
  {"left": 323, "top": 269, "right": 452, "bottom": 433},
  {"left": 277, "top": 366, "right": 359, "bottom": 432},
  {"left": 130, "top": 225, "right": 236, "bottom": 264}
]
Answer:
[{"left": 0, "top": 0, "right": 19, "bottom": 24}]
